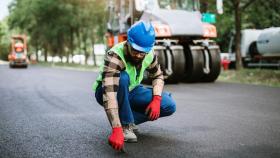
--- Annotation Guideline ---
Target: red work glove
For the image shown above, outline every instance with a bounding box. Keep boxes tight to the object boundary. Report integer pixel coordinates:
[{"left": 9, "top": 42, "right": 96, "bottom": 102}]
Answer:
[
  {"left": 108, "top": 127, "right": 124, "bottom": 151},
  {"left": 145, "top": 95, "right": 162, "bottom": 121}
]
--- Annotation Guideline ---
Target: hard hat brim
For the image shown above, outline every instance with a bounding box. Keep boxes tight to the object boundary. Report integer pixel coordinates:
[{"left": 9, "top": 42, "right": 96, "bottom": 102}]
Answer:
[{"left": 130, "top": 42, "right": 152, "bottom": 53}]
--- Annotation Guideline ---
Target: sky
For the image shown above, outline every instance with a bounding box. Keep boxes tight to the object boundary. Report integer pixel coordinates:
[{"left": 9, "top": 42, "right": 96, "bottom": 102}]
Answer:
[{"left": 0, "top": 0, "right": 13, "bottom": 21}]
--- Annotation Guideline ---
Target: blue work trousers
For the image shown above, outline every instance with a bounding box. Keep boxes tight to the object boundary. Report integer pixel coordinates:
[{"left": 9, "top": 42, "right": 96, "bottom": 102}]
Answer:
[{"left": 95, "top": 71, "right": 176, "bottom": 125}]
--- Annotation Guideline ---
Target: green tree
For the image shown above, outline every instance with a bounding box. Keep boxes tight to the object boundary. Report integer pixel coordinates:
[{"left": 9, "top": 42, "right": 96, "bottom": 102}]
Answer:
[
  {"left": 245, "top": 0, "right": 280, "bottom": 28},
  {"left": 8, "top": 0, "right": 106, "bottom": 64},
  {"left": 0, "top": 20, "right": 10, "bottom": 60},
  {"left": 214, "top": 0, "right": 258, "bottom": 69},
  {"left": 230, "top": 0, "right": 258, "bottom": 70}
]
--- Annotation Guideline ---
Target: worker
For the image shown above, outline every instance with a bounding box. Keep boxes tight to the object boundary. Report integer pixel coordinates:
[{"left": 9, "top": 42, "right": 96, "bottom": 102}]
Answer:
[{"left": 92, "top": 21, "right": 176, "bottom": 151}]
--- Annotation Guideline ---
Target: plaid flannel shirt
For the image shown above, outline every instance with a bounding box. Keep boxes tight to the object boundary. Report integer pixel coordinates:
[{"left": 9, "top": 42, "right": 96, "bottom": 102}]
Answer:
[{"left": 101, "top": 43, "right": 164, "bottom": 127}]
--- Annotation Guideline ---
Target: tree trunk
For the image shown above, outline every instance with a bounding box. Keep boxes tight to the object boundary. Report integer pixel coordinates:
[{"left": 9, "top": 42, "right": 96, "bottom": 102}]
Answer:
[
  {"left": 82, "top": 29, "right": 89, "bottom": 65},
  {"left": 35, "top": 40, "right": 39, "bottom": 62},
  {"left": 92, "top": 43, "right": 97, "bottom": 67},
  {"left": 84, "top": 46, "right": 89, "bottom": 65},
  {"left": 234, "top": 0, "right": 243, "bottom": 70},
  {"left": 91, "top": 35, "right": 97, "bottom": 66},
  {"left": 68, "top": 28, "right": 74, "bottom": 63},
  {"left": 76, "top": 29, "right": 82, "bottom": 64},
  {"left": 44, "top": 47, "right": 48, "bottom": 62}
]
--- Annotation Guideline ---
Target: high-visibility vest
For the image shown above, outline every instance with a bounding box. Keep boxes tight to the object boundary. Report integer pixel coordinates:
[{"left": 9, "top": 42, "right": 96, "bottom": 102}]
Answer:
[{"left": 92, "top": 42, "right": 154, "bottom": 92}]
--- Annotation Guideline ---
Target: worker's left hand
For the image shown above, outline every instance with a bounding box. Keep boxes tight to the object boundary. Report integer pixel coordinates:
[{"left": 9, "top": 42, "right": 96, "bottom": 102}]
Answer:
[{"left": 145, "top": 95, "right": 162, "bottom": 120}]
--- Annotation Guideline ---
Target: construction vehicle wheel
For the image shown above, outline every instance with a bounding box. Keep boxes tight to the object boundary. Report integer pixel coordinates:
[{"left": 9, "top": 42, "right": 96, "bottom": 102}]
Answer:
[
  {"left": 248, "top": 41, "right": 260, "bottom": 58},
  {"left": 156, "top": 48, "right": 167, "bottom": 75},
  {"left": 183, "top": 46, "right": 204, "bottom": 82},
  {"left": 166, "top": 46, "right": 185, "bottom": 83},
  {"left": 201, "top": 46, "right": 221, "bottom": 82}
]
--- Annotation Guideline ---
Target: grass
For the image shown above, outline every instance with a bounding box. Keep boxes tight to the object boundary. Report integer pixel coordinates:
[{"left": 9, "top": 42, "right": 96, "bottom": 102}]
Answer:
[
  {"left": 218, "top": 68, "right": 280, "bottom": 87},
  {"left": 37, "top": 62, "right": 280, "bottom": 87}
]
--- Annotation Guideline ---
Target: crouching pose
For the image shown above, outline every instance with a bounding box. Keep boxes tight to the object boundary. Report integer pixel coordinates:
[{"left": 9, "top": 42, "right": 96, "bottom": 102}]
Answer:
[{"left": 92, "top": 21, "right": 176, "bottom": 151}]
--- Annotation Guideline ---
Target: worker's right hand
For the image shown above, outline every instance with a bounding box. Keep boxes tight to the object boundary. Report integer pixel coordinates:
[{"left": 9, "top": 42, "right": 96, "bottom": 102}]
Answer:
[{"left": 108, "top": 127, "right": 124, "bottom": 151}]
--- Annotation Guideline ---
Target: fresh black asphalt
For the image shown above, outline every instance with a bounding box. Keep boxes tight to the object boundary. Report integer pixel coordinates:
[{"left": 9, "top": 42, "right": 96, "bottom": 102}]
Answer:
[{"left": 0, "top": 65, "right": 279, "bottom": 158}]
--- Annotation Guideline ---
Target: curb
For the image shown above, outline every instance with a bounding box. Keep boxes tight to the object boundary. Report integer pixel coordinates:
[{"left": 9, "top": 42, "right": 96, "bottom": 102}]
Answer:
[{"left": 0, "top": 60, "right": 8, "bottom": 65}]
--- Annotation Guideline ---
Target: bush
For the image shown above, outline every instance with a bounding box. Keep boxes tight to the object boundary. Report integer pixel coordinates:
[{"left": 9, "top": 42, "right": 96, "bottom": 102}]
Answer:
[{"left": 0, "top": 43, "right": 9, "bottom": 61}]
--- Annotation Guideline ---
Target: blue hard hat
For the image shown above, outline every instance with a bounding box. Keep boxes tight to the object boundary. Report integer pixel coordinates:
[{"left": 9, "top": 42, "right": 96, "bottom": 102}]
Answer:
[{"left": 127, "top": 21, "right": 155, "bottom": 53}]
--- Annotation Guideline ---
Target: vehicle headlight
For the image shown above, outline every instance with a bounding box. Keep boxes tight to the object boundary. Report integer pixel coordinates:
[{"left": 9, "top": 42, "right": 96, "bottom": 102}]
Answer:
[
  {"left": 203, "top": 23, "right": 217, "bottom": 38},
  {"left": 152, "top": 23, "right": 171, "bottom": 37}
]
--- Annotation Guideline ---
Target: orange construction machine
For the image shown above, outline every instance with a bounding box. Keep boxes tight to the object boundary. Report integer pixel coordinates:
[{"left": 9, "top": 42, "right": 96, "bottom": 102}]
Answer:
[
  {"left": 105, "top": 0, "right": 223, "bottom": 83},
  {"left": 8, "top": 35, "right": 28, "bottom": 68}
]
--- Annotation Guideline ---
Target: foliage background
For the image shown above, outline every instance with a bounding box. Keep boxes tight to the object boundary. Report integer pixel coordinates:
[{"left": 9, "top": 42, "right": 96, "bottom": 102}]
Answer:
[{"left": 0, "top": 0, "right": 279, "bottom": 64}]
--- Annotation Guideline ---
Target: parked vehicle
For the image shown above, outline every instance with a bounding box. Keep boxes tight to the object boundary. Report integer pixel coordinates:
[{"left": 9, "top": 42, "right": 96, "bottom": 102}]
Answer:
[
  {"left": 105, "top": 0, "right": 222, "bottom": 82},
  {"left": 228, "top": 27, "right": 280, "bottom": 69}
]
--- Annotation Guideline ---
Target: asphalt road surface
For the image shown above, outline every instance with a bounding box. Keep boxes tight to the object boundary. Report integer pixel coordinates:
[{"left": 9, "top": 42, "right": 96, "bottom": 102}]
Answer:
[{"left": 0, "top": 65, "right": 280, "bottom": 158}]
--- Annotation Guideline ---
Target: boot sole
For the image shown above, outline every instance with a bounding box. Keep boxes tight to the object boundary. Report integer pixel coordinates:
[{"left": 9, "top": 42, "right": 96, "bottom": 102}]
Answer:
[
  {"left": 124, "top": 138, "right": 138, "bottom": 143},
  {"left": 133, "top": 129, "right": 139, "bottom": 134}
]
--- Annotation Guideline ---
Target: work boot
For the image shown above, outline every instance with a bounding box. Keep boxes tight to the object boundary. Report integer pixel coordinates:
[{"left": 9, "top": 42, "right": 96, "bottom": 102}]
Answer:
[
  {"left": 123, "top": 124, "right": 137, "bottom": 143},
  {"left": 131, "top": 123, "right": 139, "bottom": 134}
]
